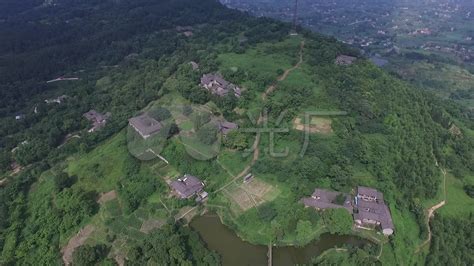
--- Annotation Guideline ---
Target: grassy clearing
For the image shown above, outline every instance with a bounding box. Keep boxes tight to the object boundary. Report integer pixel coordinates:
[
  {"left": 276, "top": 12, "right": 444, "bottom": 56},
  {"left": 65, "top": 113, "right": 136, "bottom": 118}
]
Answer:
[
  {"left": 218, "top": 38, "right": 300, "bottom": 80},
  {"left": 217, "top": 150, "right": 251, "bottom": 176},
  {"left": 438, "top": 174, "right": 474, "bottom": 218},
  {"left": 67, "top": 132, "right": 129, "bottom": 193}
]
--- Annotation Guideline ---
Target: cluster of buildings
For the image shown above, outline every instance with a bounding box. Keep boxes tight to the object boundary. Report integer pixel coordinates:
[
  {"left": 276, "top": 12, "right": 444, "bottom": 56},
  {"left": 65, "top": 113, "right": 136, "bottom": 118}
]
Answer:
[
  {"left": 200, "top": 73, "right": 241, "bottom": 97},
  {"left": 127, "top": 111, "right": 238, "bottom": 140},
  {"left": 303, "top": 186, "right": 395, "bottom": 236}
]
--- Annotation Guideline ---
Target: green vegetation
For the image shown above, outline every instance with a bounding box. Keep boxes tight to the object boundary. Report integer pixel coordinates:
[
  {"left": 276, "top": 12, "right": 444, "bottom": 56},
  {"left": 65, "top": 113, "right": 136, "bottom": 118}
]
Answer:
[
  {"left": 127, "top": 223, "right": 220, "bottom": 265},
  {"left": 427, "top": 216, "right": 474, "bottom": 265},
  {"left": 0, "top": 0, "right": 473, "bottom": 265}
]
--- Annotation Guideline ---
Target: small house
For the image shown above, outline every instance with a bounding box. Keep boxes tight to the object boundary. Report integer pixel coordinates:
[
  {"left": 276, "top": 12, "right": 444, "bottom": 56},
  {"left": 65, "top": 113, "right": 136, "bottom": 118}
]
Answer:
[
  {"left": 335, "top": 55, "right": 357, "bottom": 66},
  {"left": 45, "top": 95, "right": 68, "bottom": 104},
  {"left": 83, "top": 110, "right": 111, "bottom": 133},
  {"left": 218, "top": 121, "right": 238, "bottom": 135},
  {"left": 200, "top": 73, "right": 241, "bottom": 97},
  {"left": 128, "top": 113, "right": 163, "bottom": 140},
  {"left": 170, "top": 175, "right": 205, "bottom": 199}
]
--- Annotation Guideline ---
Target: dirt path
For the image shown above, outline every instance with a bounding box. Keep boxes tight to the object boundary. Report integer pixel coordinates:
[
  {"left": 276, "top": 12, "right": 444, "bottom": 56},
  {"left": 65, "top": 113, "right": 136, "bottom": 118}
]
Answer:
[
  {"left": 262, "top": 41, "right": 305, "bottom": 101},
  {"left": 62, "top": 225, "right": 95, "bottom": 265},
  {"left": 415, "top": 167, "right": 447, "bottom": 253},
  {"left": 216, "top": 40, "right": 305, "bottom": 193}
]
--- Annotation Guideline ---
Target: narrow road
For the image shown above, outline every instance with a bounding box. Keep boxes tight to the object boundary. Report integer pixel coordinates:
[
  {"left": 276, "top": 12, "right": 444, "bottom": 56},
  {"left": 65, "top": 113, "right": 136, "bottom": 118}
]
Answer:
[
  {"left": 215, "top": 40, "right": 305, "bottom": 193},
  {"left": 415, "top": 166, "right": 447, "bottom": 253}
]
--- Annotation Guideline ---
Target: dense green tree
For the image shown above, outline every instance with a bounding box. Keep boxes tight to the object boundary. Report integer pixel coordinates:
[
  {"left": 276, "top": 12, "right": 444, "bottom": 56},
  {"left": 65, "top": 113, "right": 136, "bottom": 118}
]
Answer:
[
  {"left": 72, "top": 244, "right": 112, "bottom": 266},
  {"left": 197, "top": 123, "right": 218, "bottom": 145},
  {"left": 321, "top": 209, "right": 353, "bottom": 235},
  {"left": 53, "top": 172, "right": 76, "bottom": 191},
  {"left": 127, "top": 223, "right": 220, "bottom": 265}
]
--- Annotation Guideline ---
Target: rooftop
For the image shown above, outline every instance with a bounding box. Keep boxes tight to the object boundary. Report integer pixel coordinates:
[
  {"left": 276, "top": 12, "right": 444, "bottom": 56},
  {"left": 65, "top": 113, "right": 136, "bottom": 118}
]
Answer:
[
  {"left": 128, "top": 113, "right": 163, "bottom": 139},
  {"left": 357, "top": 186, "right": 384, "bottom": 201},
  {"left": 335, "top": 55, "right": 357, "bottom": 65},
  {"left": 218, "top": 121, "right": 238, "bottom": 134},
  {"left": 303, "top": 188, "right": 353, "bottom": 213},
  {"left": 170, "top": 175, "right": 204, "bottom": 199}
]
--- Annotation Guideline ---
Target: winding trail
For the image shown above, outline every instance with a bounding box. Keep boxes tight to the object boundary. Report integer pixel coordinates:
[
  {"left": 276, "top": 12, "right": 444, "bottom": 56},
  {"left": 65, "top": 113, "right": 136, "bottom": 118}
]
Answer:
[
  {"left": 415, "top": 166, "right": 447, "bottom": 253},
  {"left": 215, "top": 40, "right": 305, "bottom": 193}
]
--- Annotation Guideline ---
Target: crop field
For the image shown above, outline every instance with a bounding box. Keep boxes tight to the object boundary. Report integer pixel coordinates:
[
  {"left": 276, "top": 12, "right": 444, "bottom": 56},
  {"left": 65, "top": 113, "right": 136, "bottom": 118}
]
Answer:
[
  {"left": 223, "top": 177, "right": 278, "bottom": 213},
  {"left": 293, "top": 116, "right": 333, "bottom": 134}
]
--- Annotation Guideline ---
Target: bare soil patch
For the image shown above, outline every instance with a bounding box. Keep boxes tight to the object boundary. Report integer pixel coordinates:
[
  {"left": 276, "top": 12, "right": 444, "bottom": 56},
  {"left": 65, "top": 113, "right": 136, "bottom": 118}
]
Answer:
[
  {"left": 226, "top": 178, "right": 277, "bottom": 212},
  {"left": 97, "top": 190, "right": 117, "bottom": 205},
  {"left": 62, "top": 224, "right": 95, "bottom": 265},
  {"left": 293, "top": 117, "right": 333, "bottom": 134}
]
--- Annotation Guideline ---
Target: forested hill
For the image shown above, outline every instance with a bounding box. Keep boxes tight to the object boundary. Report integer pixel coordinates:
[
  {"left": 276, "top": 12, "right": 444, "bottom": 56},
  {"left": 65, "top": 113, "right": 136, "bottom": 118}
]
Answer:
[{"left": 0, "top": 0, "right": 473, "bottom": 265}]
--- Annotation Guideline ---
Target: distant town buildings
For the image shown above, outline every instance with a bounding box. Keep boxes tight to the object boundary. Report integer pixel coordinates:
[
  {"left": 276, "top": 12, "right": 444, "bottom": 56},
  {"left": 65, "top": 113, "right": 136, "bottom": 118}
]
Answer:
[
  {"left": 200, "top": 73, "right": 241, "bottom": 97},
  {"left": 83, "top": 110, "right": 111, "bottom": 133},
  {"left": 128, "top": 113, "right": 163, "bottom": 139},
  {"left": 170, "top": 174, "right": 206, "bottom": 200},
  {"left": 302, "top": 186, "right": 395, "bottom": 236}
]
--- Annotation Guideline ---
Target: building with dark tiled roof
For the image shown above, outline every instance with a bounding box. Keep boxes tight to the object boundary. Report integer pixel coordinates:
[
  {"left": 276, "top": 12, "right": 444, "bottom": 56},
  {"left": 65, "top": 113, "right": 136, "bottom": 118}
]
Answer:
[
  {"left": 302, "top": 188, "right": 353, "bottom": 214},
  {"left": 128, "top": 113, "right": 163, "bottom": 139},
  {"left": 170, "top": 175, "right": 204, "bottom": 199},
  {"left": 83, "top": 110, "right": 111, "bottom": 133},
  {"left": 302, "top": 186, "right": 395, "bottom": 236},
  {"left": 357, "top": 186, "right": 384, "bottom": 202},
  {"left": 354, "top": 186, "right": 394, "bottom": 236},
  {"left": 200, "top": 73, "right": 241, "bottom": 97},
  {"left": 335, "top": 55, "right": 357, "bottom": 66},
  {"left": 218, "top": 121, "right": 238, "bottom": 135}
]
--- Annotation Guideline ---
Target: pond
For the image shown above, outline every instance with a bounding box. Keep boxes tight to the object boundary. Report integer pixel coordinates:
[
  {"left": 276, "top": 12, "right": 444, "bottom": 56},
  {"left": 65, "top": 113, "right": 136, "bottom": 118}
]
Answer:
[{"left": 190, "top": 214, "right": 370, "bottom": 266}]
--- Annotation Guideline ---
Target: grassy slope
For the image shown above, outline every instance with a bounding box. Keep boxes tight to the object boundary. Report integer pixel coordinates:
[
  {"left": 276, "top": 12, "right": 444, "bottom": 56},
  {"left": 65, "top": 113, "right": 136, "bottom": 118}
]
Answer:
[{"left": 67, "top": 132, "right": 129, "bottom": 193}]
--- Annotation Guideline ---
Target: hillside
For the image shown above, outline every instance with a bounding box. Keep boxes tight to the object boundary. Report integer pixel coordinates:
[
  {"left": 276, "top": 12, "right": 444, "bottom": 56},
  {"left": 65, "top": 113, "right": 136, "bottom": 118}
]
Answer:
[{"left": 0, "top": 0, "right": 473, "bottom": 265}]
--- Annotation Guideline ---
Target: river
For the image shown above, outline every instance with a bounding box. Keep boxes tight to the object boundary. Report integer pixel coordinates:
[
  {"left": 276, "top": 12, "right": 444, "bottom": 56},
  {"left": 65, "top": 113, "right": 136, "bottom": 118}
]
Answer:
[{"left": 190, "top": 214, "right": 370, "bottom": 266}]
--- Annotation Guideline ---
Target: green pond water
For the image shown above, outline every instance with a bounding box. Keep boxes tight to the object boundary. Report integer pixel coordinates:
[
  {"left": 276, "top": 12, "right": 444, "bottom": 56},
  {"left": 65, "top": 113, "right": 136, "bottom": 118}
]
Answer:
[{"left": 190, "top": 214, "right": 370, "bottom": 266}]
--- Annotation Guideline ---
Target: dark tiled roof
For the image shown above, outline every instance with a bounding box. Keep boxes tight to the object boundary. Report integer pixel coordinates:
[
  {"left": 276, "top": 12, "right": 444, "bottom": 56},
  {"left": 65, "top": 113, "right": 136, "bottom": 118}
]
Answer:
[
  {"left": 170, "top": 175, "right": 204, "bottom": 199},
  {"left": 303, "top": 188, "right": 353, "bottom": 213},
  {"left": 355, "top": 187, "right": 394, "bottom": 231},
  {"left": 200, "top": 73, "right": 241, "bottom": 97},
  {"left": 335, "top": 55, "right": 357, "bottom": 65},
  {"left": 218, "top": 121, "right": 238, "bottom": 134},
  {"left": 83, "top": 110, "right": 112, "bottom": 124},
  {"left": 128, "top": 113, "right": 162, "bottom": 138},
  {"left": 357, "top": 186, "right": 383, "bottom": 201}
]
